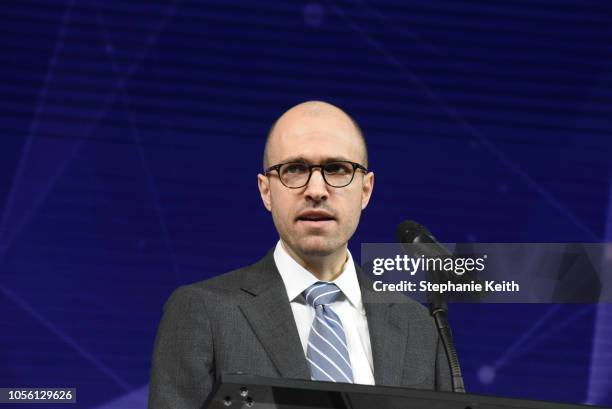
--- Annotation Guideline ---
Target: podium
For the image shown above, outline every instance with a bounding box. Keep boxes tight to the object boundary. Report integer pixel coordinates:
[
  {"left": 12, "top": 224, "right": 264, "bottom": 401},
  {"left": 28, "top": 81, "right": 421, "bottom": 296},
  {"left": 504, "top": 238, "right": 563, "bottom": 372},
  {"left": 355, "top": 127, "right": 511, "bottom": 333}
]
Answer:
[{"left": 204, "top": 373, "right": 607, "bottom": 409}]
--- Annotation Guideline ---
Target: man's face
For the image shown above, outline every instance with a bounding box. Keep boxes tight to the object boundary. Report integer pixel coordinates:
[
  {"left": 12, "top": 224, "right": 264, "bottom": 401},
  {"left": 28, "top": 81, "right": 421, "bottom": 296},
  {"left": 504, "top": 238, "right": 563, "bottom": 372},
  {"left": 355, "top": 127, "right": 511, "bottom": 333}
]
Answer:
[{"left": 257, "top": 107, "right": 374, "bottom": 259}]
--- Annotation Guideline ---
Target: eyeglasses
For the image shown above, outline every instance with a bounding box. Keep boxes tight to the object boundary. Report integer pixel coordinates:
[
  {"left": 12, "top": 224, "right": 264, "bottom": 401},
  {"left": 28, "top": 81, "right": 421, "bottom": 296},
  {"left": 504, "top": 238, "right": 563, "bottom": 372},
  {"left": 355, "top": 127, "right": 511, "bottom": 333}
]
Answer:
[{"left": 264, "top": 160, "right": 369, "bottom": 189}]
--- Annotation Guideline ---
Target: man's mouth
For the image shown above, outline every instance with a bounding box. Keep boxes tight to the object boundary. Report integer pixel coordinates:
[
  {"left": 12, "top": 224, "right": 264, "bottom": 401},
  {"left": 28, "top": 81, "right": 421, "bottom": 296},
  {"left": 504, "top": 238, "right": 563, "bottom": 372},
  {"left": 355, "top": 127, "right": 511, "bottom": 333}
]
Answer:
[{"left": 296, "top": 211, "right": 336, "bottom": 224}]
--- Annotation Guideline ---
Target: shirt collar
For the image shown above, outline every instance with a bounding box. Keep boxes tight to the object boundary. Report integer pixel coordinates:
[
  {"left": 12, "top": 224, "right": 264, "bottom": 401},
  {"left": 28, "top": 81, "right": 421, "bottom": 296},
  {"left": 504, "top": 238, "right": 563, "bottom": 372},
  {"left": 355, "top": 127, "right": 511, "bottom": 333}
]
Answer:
[{"left": 273, "top": 240, "right": 365, "bottom": 314}]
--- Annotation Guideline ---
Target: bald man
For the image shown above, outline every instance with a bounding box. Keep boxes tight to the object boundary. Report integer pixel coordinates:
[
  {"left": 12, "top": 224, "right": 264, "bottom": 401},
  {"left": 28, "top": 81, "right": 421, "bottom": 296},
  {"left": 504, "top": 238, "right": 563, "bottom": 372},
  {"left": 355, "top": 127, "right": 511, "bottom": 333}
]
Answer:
[{"left": 148, "top": 102, "right": 452, "bottom": 409}]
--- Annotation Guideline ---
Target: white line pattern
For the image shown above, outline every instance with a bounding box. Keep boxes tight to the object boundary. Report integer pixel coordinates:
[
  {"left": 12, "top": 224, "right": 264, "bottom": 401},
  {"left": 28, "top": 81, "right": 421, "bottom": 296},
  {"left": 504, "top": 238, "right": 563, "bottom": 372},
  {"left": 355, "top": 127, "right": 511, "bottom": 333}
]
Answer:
[
  {"left": 311, "top": 325, "right": 352, "bottom": 367},
  {"left": 308, "top": 341, "right": 352, "bottom": 382}
]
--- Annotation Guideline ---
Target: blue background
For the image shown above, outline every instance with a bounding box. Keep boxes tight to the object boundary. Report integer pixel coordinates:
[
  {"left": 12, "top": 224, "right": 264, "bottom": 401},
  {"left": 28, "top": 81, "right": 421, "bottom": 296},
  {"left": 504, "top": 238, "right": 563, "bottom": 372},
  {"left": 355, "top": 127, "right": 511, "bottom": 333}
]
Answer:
[{"left": 1, "top": 1, "right": 611, "bottom": 408}]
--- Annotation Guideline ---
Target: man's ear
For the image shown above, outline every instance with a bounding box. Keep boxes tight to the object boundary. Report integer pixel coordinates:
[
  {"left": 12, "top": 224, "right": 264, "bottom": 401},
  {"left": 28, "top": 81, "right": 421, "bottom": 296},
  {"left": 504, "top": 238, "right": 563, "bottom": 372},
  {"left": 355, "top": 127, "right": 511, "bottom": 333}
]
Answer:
[
  {"left": 361, "top": 171, "right": 374, "bottom": 210},
  {"left": 257, "top": 173, "right": 272, "bottom": 212}
]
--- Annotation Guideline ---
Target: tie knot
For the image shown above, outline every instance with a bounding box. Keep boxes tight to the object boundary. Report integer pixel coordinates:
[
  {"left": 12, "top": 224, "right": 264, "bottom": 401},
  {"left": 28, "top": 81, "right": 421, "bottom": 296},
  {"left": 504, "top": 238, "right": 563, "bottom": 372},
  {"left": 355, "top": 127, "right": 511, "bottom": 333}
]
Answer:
[{"left": 304, "top": 282, "right": 341, "bottom": 307}]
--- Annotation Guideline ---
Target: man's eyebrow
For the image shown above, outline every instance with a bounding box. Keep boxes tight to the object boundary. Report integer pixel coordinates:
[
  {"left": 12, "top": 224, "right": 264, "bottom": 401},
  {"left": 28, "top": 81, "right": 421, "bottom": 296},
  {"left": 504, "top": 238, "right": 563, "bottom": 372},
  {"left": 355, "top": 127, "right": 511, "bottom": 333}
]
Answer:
[{"left": 279, "top": 156, "right": 353, "bottom": 164}]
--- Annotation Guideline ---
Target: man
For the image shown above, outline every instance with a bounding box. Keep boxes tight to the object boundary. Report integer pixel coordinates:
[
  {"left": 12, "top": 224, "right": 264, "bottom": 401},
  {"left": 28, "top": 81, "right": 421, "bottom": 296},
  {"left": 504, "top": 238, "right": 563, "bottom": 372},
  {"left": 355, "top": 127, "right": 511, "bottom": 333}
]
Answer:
[{"left": 148, "top": 101, "right": 451, "bottom": 409}]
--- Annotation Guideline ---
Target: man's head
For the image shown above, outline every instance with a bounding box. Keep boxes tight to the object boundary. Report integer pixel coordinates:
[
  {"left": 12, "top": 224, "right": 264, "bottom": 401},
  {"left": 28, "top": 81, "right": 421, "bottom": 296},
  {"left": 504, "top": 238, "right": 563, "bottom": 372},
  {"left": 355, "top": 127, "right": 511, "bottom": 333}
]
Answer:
[{"left": 258, "top": 101, "right": 374, "bottom": 261}]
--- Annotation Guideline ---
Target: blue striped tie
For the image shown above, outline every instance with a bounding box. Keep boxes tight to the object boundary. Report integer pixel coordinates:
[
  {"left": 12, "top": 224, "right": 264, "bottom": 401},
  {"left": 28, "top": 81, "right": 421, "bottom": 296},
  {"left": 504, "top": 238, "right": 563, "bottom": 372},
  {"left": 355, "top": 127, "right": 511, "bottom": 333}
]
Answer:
[{"left": 304, "top": 282, "right": 354, "bottom": 383}]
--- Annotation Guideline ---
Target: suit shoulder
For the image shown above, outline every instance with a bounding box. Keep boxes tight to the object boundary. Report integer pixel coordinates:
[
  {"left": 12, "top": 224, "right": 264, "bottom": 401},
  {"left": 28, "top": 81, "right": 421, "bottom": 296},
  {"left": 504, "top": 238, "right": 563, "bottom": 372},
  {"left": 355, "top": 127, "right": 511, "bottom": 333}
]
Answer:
[
  {"left": 385, "top": 290, "right": 431, "bottom": 320},
  {"left": 199, "top": 256, "right": 267, "bottom": 289},
  {"left": 170, "top": 253, "right": 271, "bottom": 297},
  {"left": 359, "top": 273, "right": 432, "bottom": 320},
  {"left": 160, "top": 265, "right": 252, "bottom": 313}
]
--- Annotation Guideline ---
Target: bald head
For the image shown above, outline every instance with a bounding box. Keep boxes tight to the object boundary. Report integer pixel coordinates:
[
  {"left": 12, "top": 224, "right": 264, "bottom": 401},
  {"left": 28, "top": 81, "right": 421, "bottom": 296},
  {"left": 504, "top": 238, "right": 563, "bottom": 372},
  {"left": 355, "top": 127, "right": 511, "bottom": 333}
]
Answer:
[{"left": 263, "top": 101, "right": 368, "bottom": 169}]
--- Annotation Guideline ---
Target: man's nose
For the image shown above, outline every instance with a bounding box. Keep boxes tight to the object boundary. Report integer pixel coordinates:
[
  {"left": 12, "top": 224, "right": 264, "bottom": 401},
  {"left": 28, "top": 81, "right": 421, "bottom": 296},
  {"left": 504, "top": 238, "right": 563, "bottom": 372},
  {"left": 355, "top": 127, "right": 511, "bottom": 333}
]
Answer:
[{"left": 304, "top": 168, "right": 329, "bottom": 200}]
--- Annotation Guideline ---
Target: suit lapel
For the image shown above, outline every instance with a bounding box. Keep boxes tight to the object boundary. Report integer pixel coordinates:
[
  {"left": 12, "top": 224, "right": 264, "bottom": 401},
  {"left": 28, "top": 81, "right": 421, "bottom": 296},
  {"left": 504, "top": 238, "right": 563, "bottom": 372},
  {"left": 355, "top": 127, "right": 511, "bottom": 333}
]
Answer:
[
  {"left": 238, "top": 252, "right": 311, "bottom": 380},
  {"left": 359, "top": 274, "right": 408, "bottom": 386},
  {"left": 358, "top": 269, "right": 427, "bottom": 387}
]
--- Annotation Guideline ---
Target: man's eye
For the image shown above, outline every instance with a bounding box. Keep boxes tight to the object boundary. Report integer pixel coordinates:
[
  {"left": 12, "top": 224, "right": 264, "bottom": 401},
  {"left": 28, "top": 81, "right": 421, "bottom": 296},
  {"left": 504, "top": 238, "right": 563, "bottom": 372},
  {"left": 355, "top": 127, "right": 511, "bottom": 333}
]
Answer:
[
  {"left": 325, "top": 163, "right": 351, "bottom": 174},
  {"left": 284, "top": 164, "right": 307, "bottom": 174}
]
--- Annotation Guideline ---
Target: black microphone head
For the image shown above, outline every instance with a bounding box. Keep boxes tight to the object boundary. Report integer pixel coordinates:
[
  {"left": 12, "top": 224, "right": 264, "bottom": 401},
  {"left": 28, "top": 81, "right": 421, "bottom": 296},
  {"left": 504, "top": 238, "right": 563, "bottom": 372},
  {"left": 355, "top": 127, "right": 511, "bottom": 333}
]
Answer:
[{"left": 396, "top": 220, "right": 431, "bottom": 243}]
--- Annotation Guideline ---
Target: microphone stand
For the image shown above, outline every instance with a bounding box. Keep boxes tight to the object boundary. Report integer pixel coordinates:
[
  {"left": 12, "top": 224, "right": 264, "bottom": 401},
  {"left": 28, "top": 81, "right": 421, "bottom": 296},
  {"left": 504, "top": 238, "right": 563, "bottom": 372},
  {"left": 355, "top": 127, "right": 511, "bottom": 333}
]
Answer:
[{"left": 427, "top": 270, "right": 466, "bottom": 393}]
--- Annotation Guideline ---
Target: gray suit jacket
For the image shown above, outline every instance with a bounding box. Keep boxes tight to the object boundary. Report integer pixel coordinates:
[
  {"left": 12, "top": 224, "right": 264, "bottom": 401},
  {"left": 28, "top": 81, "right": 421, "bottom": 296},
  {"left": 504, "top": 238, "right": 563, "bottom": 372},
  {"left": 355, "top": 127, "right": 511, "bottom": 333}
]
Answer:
[{"left": 148, "top": 250, "right": 452, "bottom": 409}]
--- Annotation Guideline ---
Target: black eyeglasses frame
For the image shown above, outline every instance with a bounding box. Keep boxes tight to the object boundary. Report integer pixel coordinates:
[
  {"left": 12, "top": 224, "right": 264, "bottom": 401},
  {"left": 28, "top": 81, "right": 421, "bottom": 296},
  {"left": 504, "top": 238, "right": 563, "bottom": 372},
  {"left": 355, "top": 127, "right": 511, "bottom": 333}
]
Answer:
[{"left": 263, "top": 160, "right": 369, "bottom": 189}]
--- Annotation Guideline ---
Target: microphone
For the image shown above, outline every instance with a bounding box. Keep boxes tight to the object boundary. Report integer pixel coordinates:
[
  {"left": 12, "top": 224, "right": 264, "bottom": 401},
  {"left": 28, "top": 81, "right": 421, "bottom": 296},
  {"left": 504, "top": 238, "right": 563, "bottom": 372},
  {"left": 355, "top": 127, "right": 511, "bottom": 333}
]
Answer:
[
  {"left": 395, "top": 219, "right": 450, "bottom": 257},
  {"left": 395, "top": 219, "right": 466, "bottom": 393},
  {"left": 396, "top": 220, "right": 484, "bottom": 293},
  {"left": 395, "top": 220, "right": 453, "bottom": 284}
]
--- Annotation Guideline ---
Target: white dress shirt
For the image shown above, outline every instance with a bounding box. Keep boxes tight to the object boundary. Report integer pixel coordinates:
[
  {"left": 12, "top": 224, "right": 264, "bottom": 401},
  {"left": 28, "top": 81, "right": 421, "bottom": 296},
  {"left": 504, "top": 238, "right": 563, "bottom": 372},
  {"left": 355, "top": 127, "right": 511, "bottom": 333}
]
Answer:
[{"left": 273, "top": 240, "right": 375, "bottom": 385}]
